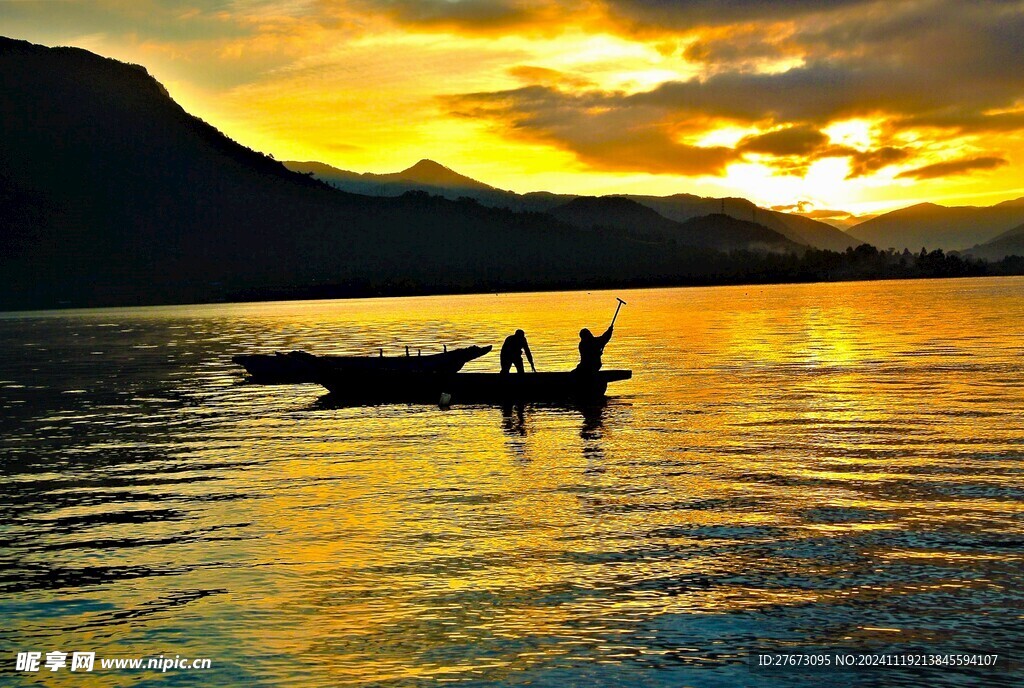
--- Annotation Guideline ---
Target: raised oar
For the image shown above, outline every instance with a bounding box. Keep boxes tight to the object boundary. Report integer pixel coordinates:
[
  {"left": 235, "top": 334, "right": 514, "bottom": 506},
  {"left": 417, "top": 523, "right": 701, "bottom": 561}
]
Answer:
[{"left": 610, "top": 297, "right": 626, "bottom": 328}]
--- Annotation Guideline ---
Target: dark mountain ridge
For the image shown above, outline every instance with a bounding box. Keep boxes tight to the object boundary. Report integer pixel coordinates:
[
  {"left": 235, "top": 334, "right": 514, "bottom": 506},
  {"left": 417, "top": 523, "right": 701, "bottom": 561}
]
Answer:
[{"left": 967, "top": 222, "right": 1024, "bottom": 261}]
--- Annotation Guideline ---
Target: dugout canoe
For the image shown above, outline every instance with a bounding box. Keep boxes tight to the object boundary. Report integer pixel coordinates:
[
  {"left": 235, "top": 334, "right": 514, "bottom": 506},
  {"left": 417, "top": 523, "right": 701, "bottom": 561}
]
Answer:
[{"left": 233, "top": 345, "right": 492, "bottom": 384}]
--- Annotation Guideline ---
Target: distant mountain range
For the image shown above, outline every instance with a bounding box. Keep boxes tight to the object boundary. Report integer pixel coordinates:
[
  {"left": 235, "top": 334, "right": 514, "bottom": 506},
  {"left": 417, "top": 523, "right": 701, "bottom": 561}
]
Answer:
[
  {"left": 850, "top": 199, "right": 1024, "bottom": 252},
  {"left": 290, "top": 155, "right": 1024, "bottom": 258},
  {"left": 285, "top": 160, "right": 861, "bottom": 252}
]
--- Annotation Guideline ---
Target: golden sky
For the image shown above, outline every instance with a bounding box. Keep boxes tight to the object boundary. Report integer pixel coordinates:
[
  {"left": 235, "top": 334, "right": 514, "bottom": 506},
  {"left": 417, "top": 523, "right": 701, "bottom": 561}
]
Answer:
[{"left": 4, "top": 0, "right": 1024, "bottom": 216}]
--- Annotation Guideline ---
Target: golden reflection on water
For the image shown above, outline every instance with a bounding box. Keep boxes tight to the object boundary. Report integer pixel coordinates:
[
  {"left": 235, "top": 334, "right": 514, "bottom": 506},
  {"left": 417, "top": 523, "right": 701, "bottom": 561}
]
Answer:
[{"left": 1, "top": 277, "right": 1023, "bottom": 686}]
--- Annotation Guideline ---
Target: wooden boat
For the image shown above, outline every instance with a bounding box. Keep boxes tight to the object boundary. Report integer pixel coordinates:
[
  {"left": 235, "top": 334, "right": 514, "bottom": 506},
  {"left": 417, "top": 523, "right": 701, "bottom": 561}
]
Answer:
[
  {"left": 314, "top": 368, "right": 632, "bottom": 403},
  {"left": 233, "top": 345, "right": 492, "bottom": 384}
]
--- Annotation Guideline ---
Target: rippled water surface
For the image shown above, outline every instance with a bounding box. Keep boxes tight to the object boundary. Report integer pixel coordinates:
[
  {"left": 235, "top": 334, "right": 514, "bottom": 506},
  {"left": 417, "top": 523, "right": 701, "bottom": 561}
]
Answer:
[{"left": 2, "top": 278, "right": 1023, "bottom": 686}]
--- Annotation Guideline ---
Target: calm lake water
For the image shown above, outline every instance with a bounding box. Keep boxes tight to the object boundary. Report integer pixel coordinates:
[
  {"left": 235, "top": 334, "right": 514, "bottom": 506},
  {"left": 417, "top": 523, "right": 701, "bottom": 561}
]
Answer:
[{"left": 1, "top": 278, "right": 1023, "bottom": 687}]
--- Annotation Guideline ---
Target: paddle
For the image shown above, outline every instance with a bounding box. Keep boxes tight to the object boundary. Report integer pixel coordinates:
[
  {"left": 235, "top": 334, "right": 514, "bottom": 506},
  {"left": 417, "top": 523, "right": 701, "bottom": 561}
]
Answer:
[{"left": 610, "top": 297, "right": 626, "bottom": 328}]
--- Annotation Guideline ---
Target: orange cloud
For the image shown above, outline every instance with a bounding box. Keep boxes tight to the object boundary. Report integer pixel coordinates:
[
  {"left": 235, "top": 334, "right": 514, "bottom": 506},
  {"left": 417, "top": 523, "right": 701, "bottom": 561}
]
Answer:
[
  {"left": 896, "top": 156, "right": 1008, "bottom": 180},
  {"left": 506, "top": 65, "right": 595, "bottom": 90}
]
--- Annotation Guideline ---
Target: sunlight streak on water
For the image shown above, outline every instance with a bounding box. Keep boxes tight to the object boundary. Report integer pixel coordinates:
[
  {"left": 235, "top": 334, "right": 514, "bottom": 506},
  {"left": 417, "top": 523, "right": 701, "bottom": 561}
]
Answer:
[{"left": 1, "top": 277, "right": 1023, "bottom": 686}]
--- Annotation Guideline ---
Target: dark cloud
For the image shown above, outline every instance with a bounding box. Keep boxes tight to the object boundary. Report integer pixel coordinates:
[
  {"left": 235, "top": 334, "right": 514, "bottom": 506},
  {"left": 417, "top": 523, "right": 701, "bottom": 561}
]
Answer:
[
  {"left": 606, "top": 1, "right": 1024, "bottom": 135},
  {"left": 682, "top": 30, "right": 796, "bottom": 69},
  {"left": 335, "top": 0, "right": 876, "bottom": 35},
  {"left": 365, "top": 0, "right": 1024, "bottom": 134},
  {"left": 736, "top": 128, "right": 909, "bottom": 178},
  {"left": 602, "top": 0, "right": 875, "bottom": 30},
  {"left": 568, "top": 129, "right": 738, "bottom": 175},
  {"left": 633, "top": 63, "right": 958, "bottom": 126},
  {"left": 732, "top": 126, "right": 908, "bottom": 178},
  {"left": 896, "top": 156, "right": 1008, "bottom": 180},
  {"left": 791, "top": 2, "right": 1024, "bottom": 123},
  {"left": 844, "top": 146, "right": 909, "bottom": 178},
  {"left": 447, "top": 85, "right": 738, "bottom": 175},
  {"left": 896, "top": 110, "right": 1024, "bottom": 134},
  {"left": 345, "top": 0, "right": 576, "bottom": 31},
  {"left": 448, "top": 84, "right": 918, "bottom": 176},
  {"left": 737, "top": 126, "right": 829, "bottom": 156},
  {"left": 445, "top": 1, "right": 1024, "bottom": 176}
]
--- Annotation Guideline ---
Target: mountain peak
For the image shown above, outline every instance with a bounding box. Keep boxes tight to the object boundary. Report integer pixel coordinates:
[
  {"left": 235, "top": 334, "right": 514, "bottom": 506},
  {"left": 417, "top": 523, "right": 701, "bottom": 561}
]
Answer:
[
  {"left": 403, "top": 159, "right": 449, "bottom": 174},
  {"left": 391, "top": 159, "right": 493, "bottom": 190}
]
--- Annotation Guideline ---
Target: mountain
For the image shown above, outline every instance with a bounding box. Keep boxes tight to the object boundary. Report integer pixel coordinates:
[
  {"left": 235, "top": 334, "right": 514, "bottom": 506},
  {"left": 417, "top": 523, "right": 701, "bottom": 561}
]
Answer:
[
  {"left": 618, "top": 194, "right": 861, "bottom": 251},
  {"left": 549, "top": 196, "right": 682, "bottom": 237},
  {"left": 287, "top": 162, "right": 858, "bottom": 250},
  {"left": 548, "top": 197, "right": 800, "bottom": 252},
  {"left": 849, "top": 199, "right": 1024, "bottom": 252},
  {"left": 967, "top": 223, "right": 1024, "bottom": 260},
  {"left": 287, "top": 158, "right": 496, "bottom": 192},
  {"left": 286, "top": 159, "right": 568, "bottom": 211},
  {"left": 674, "top": 214, "right": 804, "bottom": 252},
  {"left": 0, "top": 37, "right": 787, "bottom": 311},
  {"left": 380, "top": 159, "right": 494, "bottom": 189},
  {"left": 284, "top": 159, "right": 526, "bottom": 207}
]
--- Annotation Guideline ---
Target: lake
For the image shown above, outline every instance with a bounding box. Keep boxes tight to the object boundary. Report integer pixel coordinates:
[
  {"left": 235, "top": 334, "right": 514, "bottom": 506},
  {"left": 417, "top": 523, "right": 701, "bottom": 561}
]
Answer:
[{"left": 1, "top": 277, "right": 1022, "bottom": 686}]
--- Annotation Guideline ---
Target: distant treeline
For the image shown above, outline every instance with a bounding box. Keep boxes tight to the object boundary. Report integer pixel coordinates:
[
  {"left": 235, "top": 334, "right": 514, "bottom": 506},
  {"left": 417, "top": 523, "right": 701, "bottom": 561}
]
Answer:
[
  {"left": 714, "top": 244, "right": 1024, "bottom": 284},
  {"left": 229, "top": 244, "right": 1024, "bottom": 304}
]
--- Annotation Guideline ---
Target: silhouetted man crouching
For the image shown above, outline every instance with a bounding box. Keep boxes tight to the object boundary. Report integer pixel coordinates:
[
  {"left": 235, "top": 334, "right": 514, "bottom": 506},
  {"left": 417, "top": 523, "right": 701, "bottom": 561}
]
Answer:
[{"left": 500, "top": 329, "right": 535, "bottom": 374}]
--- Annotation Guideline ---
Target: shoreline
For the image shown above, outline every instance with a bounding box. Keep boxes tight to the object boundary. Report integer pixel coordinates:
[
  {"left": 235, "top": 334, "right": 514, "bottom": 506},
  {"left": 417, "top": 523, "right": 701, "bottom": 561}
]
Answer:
[{"left": 3, "top": 272, "right": 1022, "bottom": 317}]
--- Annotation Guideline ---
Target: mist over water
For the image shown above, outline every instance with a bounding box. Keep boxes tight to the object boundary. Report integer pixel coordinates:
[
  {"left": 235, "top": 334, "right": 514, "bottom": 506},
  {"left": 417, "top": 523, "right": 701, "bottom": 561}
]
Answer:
[{"left": 1, "top": 278, "right": 1023, "bottom": 686}]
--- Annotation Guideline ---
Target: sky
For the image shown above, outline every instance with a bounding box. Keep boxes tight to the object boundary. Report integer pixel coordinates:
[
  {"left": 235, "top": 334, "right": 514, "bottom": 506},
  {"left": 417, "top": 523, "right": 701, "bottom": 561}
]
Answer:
[{"left": 4, "top": 0, "right": 1024, "bottom": 217}]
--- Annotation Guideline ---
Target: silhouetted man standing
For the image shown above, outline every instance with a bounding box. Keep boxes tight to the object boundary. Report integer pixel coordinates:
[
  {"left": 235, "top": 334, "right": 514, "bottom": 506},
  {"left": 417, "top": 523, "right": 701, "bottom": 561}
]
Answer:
[
  {"left": 575, "top": 325, "right": 613, "bottom": 373},
  {"left": 500, "top": 329, "right": 535, "bottom": 374}
]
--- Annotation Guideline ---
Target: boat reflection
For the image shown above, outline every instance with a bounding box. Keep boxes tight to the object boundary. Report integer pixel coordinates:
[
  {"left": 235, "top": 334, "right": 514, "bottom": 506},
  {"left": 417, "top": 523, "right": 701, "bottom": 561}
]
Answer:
[
  {"left": 500, "top": 402, "right": 527, "bottom": 437},
  {"left": 311, "top": 393, "right": 622, "bottom": 467},
  {"left": 578, "top": 402, "right": 608, "bottom": 471},
  {"left": 312, "top": 392, "right": 619, "bottom": 431},
  {"left": 307, "top": 393, "right": 626, "bottom": 473},
  {"left": 498, "top": 399, "right": 621, "bottom": 468},
  {"left": 500, "top": 403, "right": 529, "bottom": 463}
]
